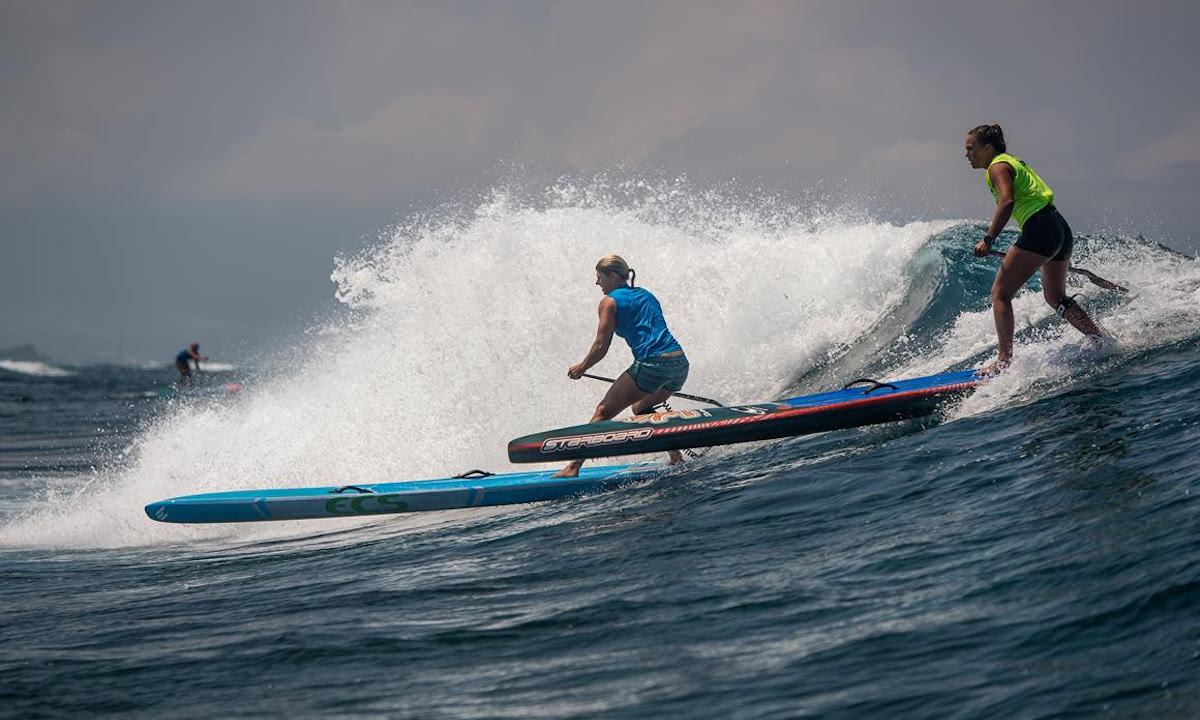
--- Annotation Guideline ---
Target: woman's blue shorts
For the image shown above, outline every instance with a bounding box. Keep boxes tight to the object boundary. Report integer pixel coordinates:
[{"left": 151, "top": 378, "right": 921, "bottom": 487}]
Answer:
[{"left": 627, "top": 353, "right": 689, "bottom": 394}]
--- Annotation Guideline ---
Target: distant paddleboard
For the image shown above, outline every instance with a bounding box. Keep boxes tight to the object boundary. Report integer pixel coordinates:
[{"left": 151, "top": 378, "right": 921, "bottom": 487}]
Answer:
[
  {"left": 146, "top": 463, "right": 664, "bottom": 523},
  {"left": 155, "top": 382, "right": 243, "bottom": 398},
  {"left": 508, "top": 370, "right": 981, "bottom": 463}
]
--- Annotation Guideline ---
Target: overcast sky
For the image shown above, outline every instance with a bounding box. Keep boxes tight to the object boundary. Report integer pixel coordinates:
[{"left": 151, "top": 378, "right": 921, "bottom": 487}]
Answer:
[{"left": 3, "top": 1, "right": 1197, "bottom": 362}]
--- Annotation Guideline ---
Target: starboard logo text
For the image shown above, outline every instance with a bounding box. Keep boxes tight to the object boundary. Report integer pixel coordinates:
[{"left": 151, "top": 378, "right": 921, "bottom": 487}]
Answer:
[{"left": 541, "top": 427, "right": 654, "bottom": 454}]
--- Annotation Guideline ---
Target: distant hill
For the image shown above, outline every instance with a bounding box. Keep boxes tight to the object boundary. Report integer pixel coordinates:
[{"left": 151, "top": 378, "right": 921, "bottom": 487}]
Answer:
[{"left": 0, "top": 344, "right": 50, "bottom": 362}]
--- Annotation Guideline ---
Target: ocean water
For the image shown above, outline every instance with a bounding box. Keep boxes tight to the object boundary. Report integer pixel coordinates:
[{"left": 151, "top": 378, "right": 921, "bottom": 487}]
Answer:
[{"left": 3, "top": 186, "right": 1200, "bottom": 719}]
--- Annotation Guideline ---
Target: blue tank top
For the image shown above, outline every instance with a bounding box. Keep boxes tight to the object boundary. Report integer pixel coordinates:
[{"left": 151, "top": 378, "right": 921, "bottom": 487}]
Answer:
[
  {"left": 608, "top": 286, "right": 682, "bottom": 361},
  {"left": 176, "top": 349, "right": 191, "bottom": 363}
]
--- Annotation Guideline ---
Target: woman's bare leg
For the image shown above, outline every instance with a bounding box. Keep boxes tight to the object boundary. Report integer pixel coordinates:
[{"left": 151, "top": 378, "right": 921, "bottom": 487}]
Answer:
[
  {"left": 632, "top": 388, "right": 684, "bottom": 466},
  {"left": 985, "top": 247, "right": 1046, "bottom": 374},
  {"left": 1040, "top": 260, "right": 1106, "bottom": 337},
  {"left": 552, "top": 373, "right": 648, "bottom": 478}
]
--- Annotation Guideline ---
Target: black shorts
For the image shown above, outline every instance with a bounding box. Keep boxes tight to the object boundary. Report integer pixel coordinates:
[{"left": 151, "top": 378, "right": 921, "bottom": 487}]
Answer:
[{"left": 1014, "top": 205, "right": 1073, "bottom": 261}]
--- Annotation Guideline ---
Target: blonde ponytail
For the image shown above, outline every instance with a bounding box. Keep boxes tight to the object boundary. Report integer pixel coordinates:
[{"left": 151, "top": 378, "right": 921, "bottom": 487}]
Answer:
[{"left": 596, "top": 255, "right": 635, "bottom": 286}]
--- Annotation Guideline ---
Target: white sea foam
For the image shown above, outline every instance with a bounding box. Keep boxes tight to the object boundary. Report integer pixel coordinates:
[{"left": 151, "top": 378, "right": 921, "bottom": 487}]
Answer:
[
  {"left": 0, "top": 183, "right": 949, "bottom": 548},
  {"left": 0, "top": 360, "right": 75, "bottom": 377},
  {"left": 3, "top": 181, "right": 1195, "bottom": 549}
]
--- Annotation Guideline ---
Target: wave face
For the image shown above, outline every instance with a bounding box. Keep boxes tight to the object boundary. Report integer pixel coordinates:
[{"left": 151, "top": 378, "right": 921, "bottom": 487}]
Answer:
[{"left": 2, "top": 180, "right": 1199, "bottom": 718}]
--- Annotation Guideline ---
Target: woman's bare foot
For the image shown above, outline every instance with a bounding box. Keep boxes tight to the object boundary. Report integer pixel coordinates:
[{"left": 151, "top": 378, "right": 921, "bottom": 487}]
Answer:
[
  {"left": 551, "top": 460, "right": 583, "bottom": 478},
  {"left": 980, "top": 358, "right": 1011, "bottom": 378}
]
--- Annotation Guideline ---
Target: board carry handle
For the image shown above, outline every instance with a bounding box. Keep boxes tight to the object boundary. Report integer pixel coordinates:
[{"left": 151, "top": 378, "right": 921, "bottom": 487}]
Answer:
[
  {"left": 842, "top": 378, "right": 899, "bottom": 394},
  {"left": 453, "top": 469, "right": 496, "bottom": 479},
  {"left": 329, "top": 485, "right": 374, "bottom": 494}
]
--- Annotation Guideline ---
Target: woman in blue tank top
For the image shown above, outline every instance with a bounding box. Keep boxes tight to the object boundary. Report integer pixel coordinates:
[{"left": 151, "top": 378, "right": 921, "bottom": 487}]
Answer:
[
  {"left": 174, "top": 342, "right": 207, "bottom": 388},
  {"left": 553, "top": 255, "right": 690, "bottom": 478}
]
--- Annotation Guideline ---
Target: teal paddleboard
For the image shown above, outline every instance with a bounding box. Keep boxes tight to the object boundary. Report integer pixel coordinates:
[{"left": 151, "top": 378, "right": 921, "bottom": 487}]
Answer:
[{"left": 146, "top": 463, "right": 664, "bottom": 523}]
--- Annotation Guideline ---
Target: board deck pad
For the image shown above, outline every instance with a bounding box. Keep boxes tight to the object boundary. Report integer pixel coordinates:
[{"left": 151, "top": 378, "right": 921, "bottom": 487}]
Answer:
[
  {"left": 508, "top": 370, "right": 981, "bottom": 463},
  {"left": 146, "top": 463, "right": 664, "bottom": 523}
]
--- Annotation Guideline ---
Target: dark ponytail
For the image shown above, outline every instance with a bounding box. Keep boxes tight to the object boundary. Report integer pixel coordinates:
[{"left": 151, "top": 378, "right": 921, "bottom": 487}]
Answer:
[{"left": 969, "top": 124, "right": 1007, "bottom": 153}]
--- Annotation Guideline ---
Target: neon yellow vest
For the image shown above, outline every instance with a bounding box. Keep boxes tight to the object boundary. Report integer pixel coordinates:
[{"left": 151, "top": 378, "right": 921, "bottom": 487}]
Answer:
[{"left": 985, "top": 153, "right": 1055, "bottom": 228}]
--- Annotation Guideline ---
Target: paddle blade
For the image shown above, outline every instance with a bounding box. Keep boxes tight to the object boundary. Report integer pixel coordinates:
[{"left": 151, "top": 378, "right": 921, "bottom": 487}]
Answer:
[
  {"left": 1074, "top": 268, "right": 1129, "bottom": 293},
  {"left": 986, "top": 249, "right": 1127, "bottom": 293}
]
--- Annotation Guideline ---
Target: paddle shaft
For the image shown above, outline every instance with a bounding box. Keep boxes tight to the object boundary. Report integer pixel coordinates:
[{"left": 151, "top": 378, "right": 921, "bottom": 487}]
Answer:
[
  {"left": 581, "top": 372, "right": 724, "bottom": 407},
  {"left": 986, "top": 249, "right": 1128, "bottom": 292}
]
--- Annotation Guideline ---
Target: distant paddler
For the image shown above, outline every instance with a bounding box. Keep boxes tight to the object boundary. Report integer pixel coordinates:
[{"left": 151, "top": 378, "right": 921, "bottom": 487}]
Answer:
[
  {"left": 553, "top": 255, "right": 689, "bottom": 478},
  {"left": 965, "top": 124, "right": 1108, "bottom": 375},
  {"left": 174, "top": 342, "right": 208, "bottom": 388}
]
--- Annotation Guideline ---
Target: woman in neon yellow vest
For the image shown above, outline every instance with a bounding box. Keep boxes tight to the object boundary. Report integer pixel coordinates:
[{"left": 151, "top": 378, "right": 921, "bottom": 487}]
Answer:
[{"left": 965, "top": 124, "right": 1106, "bottom": 375}]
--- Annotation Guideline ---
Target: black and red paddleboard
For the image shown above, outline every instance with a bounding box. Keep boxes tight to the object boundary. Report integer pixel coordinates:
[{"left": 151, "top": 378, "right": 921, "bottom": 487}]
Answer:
[{"left": 508, "top": 369, "right": 980, "bottom": 463}]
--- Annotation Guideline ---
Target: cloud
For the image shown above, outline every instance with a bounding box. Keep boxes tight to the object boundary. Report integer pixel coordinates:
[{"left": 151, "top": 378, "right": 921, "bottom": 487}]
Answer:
[
  {"left": 527, "top": 2, "right": 792, "bottom": 168},
  {"left": 0, "top": 112, "right": 108, "bottom": 201},
  {"left": 172, "top": 88, "right": 508, "bottom": 202},
  {"left": 167, "top": 3, "right": 970, "bottom": 204},
  {"left": 1118, "top": 114, "right": 1200, "bottom": 185},
  {"left": 172, "top": 2, "right": 800, "bottom": 200},
  {"left": 0, "top": 40, "right": 155, "bottom": 202}
]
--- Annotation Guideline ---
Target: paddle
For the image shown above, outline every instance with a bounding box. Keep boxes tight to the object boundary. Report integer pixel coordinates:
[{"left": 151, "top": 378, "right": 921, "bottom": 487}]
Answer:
[
  {"left": 581, "top": 372, "right": 725, "bottom": 407},
  {"left": 987, "top": 249, "right": 1128, "bottom": 293}
]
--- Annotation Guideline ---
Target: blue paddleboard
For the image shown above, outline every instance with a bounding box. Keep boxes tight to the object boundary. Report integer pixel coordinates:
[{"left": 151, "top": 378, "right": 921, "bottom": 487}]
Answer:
[{"left": 146, "top": 463, "right": 665, "bottom": 523}]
